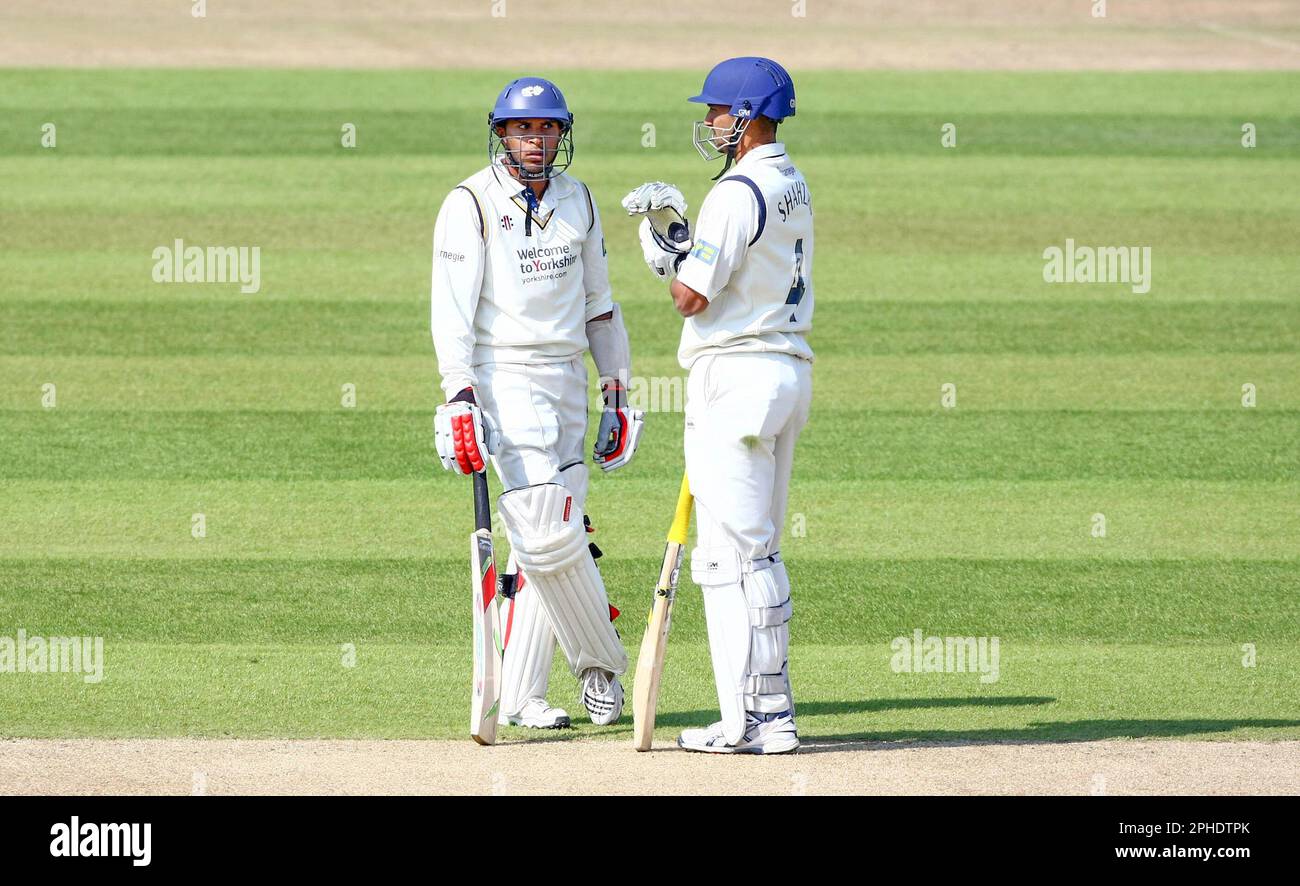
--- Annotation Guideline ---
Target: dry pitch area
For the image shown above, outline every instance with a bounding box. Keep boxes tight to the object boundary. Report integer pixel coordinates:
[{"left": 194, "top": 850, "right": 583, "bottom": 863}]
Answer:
[
  {"left": 2, "top": 0, "right": 1298, "bottom": 70},
  {"left": 3, "top": 739, "right": 1298, "bottom": 795}
]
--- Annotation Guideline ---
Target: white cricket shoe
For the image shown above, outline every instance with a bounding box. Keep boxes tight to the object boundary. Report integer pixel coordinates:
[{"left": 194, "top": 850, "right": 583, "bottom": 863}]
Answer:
[
  {"left": 580, "top": 668, "right": 624, "bottom": 725},
  {"left": 499, "top": 697, "right": 571, "bottom": 729},
  {"left": 678, "top": 711, "right": 799, "bottom": 755}
]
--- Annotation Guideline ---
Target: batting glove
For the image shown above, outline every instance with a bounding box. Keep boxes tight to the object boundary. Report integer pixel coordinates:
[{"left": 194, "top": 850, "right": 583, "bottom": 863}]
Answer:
[
  {"left": 592, "top": 380, "right": 645, "bottom": 473},
  {"left": 434, "top": 389, "right": 499, "bottom": 475},
  {"left": 623, "top": 182, "right": 692, "bottom": 280},
  {"left": 636, "top": 217, "right": 689, "bottom": 280}
]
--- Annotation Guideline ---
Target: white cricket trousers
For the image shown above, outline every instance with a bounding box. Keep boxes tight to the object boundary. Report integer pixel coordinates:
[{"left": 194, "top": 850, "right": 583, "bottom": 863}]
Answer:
[
  {"left": 684, "top": 351, "right": 812, "bottom": 559},
  {"left": 476, "top": 358, "right": 588, "bottom": 492}
]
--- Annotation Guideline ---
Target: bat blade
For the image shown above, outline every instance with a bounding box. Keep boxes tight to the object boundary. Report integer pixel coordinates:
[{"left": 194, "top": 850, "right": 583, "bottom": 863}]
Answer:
[
  {"left": 469, "top": 530, "right": 501, "bottom": 745},
  {"left": 632, "top": 540, "right": 684, "bottom": 751},
  {"left": 632, "top": 475, "right": 693, "bottom": 752},
  {"left": 469, "top": 471, "right": 502, "bottom": 746}
]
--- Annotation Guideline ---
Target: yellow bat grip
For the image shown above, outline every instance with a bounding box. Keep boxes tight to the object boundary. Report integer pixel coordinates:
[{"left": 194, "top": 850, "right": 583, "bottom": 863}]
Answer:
[{"left": 666, "top": 474, "right": 693, "bottom": 545}]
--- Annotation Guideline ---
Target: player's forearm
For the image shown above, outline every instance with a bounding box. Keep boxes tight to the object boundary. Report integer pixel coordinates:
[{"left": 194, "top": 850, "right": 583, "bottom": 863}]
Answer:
[
  {"left": 586, "top": 302, "right": 631, "bottom": 394},
  {"left": 670, "top": 279, "right": 709, "bottom": 317}
]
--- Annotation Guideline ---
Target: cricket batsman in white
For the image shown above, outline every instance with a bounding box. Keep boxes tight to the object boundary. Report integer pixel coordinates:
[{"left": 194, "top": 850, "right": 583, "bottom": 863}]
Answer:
[
  {"left": 431, "top": 77, "right": 643, "bottom": 729},
  {"left": 623, "top": 57, "right": 812, "bottom": 753}
]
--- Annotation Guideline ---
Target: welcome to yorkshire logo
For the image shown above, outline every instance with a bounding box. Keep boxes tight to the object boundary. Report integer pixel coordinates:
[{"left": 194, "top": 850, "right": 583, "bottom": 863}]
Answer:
[{"left": 517, "top": 243, "right": 576, "bottom": 274}]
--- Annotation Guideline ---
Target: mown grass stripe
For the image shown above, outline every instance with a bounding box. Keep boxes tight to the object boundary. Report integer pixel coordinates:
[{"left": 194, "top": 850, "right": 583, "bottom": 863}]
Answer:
[
  {"left": 4, "top": 299, "right": 1297, "bottom": 356},
  {"left": 1, "top": 409, "right": 1297, "bottom": 481},
  {"left": 1, "top": 557, "right": 1295, "bottom": 643},
  {"left": 0, "top": 480, "right": 1295, "bottom": 560},
  {"left": 3, "top": 355, "right": 1295, "bottom": 411}
]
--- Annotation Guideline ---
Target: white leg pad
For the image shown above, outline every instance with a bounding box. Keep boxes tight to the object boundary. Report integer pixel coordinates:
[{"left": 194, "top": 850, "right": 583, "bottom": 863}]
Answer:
[
  {"left": 744, "top": 557, "right": 792, "bottom": 715},
  {"left": 693, "top": 547, "right": 793, "bottom": 745},
  {"left": 499, "top": 483, "right": 627, "bottom": 677},
  {"left": 693, "top": 546, "right": 749, "bottom": 745},
  {"left": 498, "top": 564, "right": 556, "bottom": 719}
]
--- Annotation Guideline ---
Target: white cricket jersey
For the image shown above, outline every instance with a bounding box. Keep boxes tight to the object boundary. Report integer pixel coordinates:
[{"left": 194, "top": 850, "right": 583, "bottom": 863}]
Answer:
[
  {"left": 675, "top": 142, "right": 814, "bottom": 369},
  {"left": 431, "top": 159, "right": 613, "bottom": 398}
]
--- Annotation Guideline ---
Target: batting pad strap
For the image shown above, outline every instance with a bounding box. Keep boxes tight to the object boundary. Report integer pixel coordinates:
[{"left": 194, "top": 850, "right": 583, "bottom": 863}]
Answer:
[
  {"left": 745, "top": 673, "right": 788, "bottom": 696},
  {"left": 742, "top": 552, "right": 782, "bottom": 573},
  {"left": 749, "top": 598, "right": 792, "bottom": 628}
]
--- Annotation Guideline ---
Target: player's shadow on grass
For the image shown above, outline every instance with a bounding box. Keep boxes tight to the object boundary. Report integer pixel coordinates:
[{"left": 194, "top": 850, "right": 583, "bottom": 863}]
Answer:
[
  {"left": 652, "top": 695, "right": 1053, "bottom": 729},
  {"left": 800, "top": 697, "right": 1055, "bottom": 716},
  {"left": 802, "top": 718, "right": 1300, "bottom": 751}
]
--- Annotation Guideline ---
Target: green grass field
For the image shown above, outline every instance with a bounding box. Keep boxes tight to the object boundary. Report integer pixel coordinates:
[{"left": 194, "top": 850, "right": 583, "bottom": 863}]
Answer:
[{"left": 1, "top": 69, "right": 1298, "bottom": 743}]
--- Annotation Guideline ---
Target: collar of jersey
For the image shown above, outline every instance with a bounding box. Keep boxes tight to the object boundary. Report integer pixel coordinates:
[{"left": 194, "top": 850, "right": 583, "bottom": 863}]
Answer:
[
  {"left": 735, "top": 141, "right": 788, "bottom": 168},
  {"left": 488, "top": 159, "right": 572, "bottom": 228}
]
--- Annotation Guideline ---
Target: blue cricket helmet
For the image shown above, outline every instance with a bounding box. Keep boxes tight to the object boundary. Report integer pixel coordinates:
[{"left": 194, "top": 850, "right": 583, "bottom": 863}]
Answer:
[
  {"left": 487, "top": 77, "right": 575, "bottom": 180},
  {"left": 689, "top": 57, "right": 796, "bottom": 122},
  {"left": 489, "top": 77, "right": 574, "bottom": 127}
]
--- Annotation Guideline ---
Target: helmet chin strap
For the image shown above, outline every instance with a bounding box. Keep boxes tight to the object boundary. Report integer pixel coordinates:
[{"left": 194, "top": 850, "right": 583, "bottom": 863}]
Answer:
[{"left": 711, "top": 147, "right": 736, "bottom": 181}]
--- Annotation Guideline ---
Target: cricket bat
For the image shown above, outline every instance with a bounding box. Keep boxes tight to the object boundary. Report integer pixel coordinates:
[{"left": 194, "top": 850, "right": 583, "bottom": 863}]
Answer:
[
  {"left": 469, "top": 469, "right": 503, "bottom": 745},
  {"left": 632, "top": 474, "right": 694, "bottom": 751}
]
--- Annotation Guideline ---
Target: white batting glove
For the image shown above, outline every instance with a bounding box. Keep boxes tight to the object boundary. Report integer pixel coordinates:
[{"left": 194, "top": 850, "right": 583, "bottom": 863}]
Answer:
[
  {"left": 623, "top": 182, "right": 692, "bottom": 279},
  {"left": 636, "top": 218, "right": 688, "bottom": 280},
  {"left": 622, "top": 182, "right": 690, "bottom": 237},
  {"left": 434, "top": 395, "right": 499, "bottom": 475}
]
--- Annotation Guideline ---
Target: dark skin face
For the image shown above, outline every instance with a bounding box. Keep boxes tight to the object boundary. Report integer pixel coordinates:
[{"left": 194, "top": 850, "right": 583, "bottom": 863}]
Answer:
[
  {"left": 670, "top": 104, "right": 778, "bottom": 317},
  {"left": 494, "top": 117, "right": 612, "bottom": 323},
  {"left": 496, "top": 117, "right": 563, "bottom": 199}
]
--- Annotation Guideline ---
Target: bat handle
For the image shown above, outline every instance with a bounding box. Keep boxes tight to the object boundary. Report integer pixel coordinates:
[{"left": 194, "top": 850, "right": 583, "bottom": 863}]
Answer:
[
  {"left": 666, "top": 474, "right": 693, "bottom": 545},
  {"left": 472, "top": 470, "right": 491, "bottom": 532}
]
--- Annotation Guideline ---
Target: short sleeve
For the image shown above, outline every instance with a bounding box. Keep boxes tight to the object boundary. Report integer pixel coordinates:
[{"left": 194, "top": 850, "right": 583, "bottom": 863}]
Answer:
[{"left": 674, "top": 178, "right": 756, "bottom": 302}]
